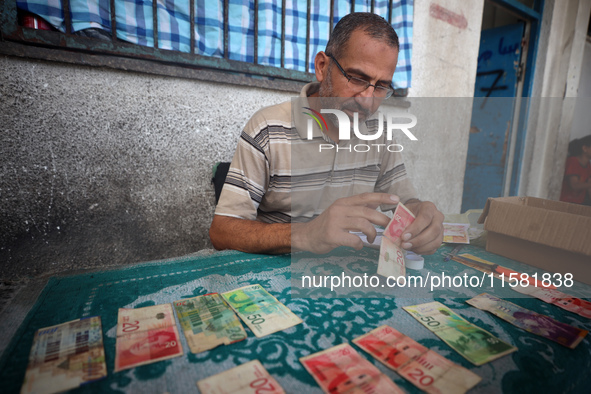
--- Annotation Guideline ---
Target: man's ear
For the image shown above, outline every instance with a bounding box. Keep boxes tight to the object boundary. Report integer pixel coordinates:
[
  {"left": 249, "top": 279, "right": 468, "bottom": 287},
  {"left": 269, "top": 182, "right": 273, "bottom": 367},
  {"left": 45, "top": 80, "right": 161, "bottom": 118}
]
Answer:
[{"left": 314, "top": 51, "right": 330, "bottom": 82}]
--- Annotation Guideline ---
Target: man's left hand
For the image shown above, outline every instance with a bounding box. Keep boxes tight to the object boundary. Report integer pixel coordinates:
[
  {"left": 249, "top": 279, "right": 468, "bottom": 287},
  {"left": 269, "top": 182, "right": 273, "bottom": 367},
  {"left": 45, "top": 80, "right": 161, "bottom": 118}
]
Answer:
[{"left": 400, "top": 200, "right": 444, "bottom": 255}]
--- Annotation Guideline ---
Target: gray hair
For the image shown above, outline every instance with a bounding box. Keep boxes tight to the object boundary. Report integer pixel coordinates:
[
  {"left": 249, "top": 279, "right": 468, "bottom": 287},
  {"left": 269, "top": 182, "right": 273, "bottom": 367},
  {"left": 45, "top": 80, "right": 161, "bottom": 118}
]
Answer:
[{"left": 325, "top": 12, "right": 399, "bottom": 58}]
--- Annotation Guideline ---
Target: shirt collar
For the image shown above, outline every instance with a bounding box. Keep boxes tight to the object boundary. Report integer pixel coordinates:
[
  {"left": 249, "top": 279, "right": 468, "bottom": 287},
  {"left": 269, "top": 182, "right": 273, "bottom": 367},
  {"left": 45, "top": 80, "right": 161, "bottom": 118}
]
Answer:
[{"left": 294, "top": 83, "right": 325, "bottom": 140}]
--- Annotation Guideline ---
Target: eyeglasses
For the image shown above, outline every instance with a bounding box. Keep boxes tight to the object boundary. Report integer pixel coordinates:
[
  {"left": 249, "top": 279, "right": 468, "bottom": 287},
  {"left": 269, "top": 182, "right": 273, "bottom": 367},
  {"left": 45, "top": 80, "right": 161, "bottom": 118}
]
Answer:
[{"left": 326, "top": 54, "right": 395, "bottom": 99}]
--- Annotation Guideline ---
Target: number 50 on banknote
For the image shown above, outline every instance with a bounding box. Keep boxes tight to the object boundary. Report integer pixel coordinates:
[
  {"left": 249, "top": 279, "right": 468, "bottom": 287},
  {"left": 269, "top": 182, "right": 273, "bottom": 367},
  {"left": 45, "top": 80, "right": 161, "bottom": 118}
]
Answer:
[
  {"left": 404, "top": 302, "right": 517, "bottom": 366},
  {"left": 222, "top": 284, "right": 302, "bottom": 338}
]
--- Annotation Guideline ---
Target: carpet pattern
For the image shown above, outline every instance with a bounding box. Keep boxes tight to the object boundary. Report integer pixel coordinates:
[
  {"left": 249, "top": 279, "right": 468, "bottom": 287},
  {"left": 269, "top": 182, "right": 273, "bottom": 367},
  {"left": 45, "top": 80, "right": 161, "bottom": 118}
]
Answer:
[{"left": 1, "top": 246, "right": 590, "bottom": 393}]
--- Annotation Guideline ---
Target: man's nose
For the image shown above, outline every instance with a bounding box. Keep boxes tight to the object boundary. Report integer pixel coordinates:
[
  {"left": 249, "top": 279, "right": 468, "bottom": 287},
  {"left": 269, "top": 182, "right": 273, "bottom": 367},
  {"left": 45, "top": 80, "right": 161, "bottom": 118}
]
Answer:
[
  {"left": 356, "top": 85, "right": 374, "bottom": 98},
  {"left": 354, "top": 92, "right": 375, "bottom": 112}
]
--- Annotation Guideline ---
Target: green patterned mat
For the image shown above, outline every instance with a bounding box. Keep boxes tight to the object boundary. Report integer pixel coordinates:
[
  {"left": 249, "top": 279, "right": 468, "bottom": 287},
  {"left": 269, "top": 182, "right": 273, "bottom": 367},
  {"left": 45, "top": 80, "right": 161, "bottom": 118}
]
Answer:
[{"left": 1, "top": 246, "right": 590, "bottom": 393}]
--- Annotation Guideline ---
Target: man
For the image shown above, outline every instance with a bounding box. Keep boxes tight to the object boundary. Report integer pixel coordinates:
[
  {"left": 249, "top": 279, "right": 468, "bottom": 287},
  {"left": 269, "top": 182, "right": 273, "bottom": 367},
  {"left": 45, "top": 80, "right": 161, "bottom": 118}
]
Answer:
[{"left": 210, "top": 13, "right": 443, "bottom": 255}]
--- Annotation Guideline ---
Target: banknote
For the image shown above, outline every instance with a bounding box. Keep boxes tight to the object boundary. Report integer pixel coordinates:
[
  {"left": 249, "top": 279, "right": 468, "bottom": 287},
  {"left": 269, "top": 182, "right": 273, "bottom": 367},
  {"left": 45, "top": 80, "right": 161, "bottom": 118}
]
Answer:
[
  {"left": 222, "top": 284, "right": 302, "bottom": 338},
  {"left": 300, "top": 343, "right": 404, "bottom": 394},
  {"left": 377, "top": 235, "right": 406, "bottom": 279},
  {"left": 452, "top": 253, "right": 555, "bottom": 289},
  {"left": 442, "top": 223, "right": 470, "bottom": 244},
  {"left": 21, "top": 316, "right": 107, "bottom": 394},
  {"left": 403, "top": 301, "right": 517, "bottom": 366},
  {"left": 466, "top": 293, "right": 588, "bottom": 349},
  {"left": 353, "top": 325, "right": 481, "bottom": 394},
  {"left": 378, "top": 202, "right": 415, "bottom": 279},
  {"left": 114, "top": 304, "right": 183, "bottom": 372},
  {"left": 197, "top": 359, "right": 285, "bottom": 394},
  {"left": 384, "top": 202, "right": 416, "bottom": 244},
  {"left": 173, "top": 293, "right": 246, "bottom": 353},
  {"left": 512, "top": 285, "right": 591, "bottom": 319}
]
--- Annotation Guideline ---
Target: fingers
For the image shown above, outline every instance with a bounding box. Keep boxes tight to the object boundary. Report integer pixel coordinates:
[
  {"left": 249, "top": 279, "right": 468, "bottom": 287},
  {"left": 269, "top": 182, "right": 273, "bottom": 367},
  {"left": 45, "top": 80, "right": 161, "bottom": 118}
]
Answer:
[
  {"left": 404, "top": 227, "right": 443, "bottom": 255},
  {"left": 340, "top": 192, "right": 400, "bottom": 209},
  {"left": 400, "top": 202, "right": 444, "bottom": 255},
  {"left": 402, "top": 213, "right": 436, "bottom": 246},
  {"left": 340, "top": 232, "right": 365, "bottom": 250},
  {"left": 300, "top": 193, "right": 403, "bottom": 254},
  {"left": 355, "top": 206, "right": 391, "bottom": 229},
  {"left": 331, "top": 201, "right": 392, "bottom": 229},
  {"left": 409, "top": 233, "right": 442, "bottom": 255},
  {"left": 346, "top": 217, "right": 379, "bottom": 244}
]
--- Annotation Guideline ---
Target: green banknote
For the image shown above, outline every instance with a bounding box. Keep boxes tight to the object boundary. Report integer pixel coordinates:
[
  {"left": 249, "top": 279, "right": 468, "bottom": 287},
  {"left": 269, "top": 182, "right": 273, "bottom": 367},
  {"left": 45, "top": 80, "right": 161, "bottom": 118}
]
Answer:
[
  {"left": 403, "top": 301, "right": 517, "bottom": 366},
  {"left": 222, "top": 284, "right": 302, "bottom": 337},
  {"left": 173, "top": 293, "right": 247, "bottom": 353}
]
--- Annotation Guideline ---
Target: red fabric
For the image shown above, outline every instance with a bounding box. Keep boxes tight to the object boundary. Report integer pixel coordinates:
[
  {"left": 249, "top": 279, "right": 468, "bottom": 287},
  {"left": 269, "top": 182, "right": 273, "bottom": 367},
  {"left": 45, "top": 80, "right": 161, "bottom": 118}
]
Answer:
[{"left": 560, "top": 156, "right": 591, "bottom": 204}]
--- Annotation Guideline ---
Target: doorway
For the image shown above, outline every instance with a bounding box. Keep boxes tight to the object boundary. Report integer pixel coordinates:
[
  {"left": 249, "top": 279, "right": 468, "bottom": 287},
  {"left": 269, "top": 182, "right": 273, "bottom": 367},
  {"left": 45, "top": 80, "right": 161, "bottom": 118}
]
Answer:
[{"left": 461, "top": 0, "right": 543, "bottom": 211}]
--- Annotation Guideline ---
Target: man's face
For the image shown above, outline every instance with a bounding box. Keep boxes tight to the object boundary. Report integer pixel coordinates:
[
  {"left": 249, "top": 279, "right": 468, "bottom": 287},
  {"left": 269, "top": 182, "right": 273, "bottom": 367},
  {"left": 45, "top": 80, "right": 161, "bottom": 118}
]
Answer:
[{"left": 317, "top": 29, "right": 398, "bottom": 123}]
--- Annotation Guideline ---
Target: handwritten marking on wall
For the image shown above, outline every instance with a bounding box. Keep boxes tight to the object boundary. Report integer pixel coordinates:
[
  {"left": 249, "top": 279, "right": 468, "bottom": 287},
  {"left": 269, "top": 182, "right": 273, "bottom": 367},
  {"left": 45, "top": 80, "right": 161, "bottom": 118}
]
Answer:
[{"left": 429, "top": 3, "right": 468, "bottom": 30}]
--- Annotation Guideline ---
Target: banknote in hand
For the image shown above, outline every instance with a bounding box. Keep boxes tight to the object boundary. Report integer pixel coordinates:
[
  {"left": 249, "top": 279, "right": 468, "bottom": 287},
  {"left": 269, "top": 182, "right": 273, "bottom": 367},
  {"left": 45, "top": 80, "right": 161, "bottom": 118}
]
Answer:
[
  {"left": 377, "top": 235, "right": 406, "bottom": 279},
  {"left": 378, "top": 202, "right": 415, "bottom": 279},
  {"left": 384, "top": 202, "right": 416, "bottom": 244}
]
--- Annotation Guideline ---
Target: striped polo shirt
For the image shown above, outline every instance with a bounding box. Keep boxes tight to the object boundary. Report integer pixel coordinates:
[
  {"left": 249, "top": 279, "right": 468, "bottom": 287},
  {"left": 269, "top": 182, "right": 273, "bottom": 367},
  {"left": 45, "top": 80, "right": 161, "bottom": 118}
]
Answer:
[{"left": 215, "top": 83, "right": 418, "bottom": 223}]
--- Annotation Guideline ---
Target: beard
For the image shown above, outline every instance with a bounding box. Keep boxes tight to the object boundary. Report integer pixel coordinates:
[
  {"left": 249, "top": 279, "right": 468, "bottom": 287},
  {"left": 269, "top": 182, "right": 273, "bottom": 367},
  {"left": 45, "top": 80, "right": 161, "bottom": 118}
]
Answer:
[{"left": 318, "top": 67, "right": 376, "bottom": 124}]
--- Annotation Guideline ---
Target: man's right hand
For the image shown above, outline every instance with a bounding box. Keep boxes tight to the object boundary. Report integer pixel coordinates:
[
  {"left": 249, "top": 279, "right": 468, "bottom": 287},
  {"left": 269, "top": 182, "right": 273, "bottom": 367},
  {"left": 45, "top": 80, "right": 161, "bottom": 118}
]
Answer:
[{"left": 292, "top": 193, "right": 400, "bottom": 254}]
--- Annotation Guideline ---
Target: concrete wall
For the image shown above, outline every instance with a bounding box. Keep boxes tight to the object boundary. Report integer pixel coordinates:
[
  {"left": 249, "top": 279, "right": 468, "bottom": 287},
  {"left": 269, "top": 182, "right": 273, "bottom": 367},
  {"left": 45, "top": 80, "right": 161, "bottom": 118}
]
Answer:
[{"left": 0, "top": 58, "right": 293, "bottom": 277}]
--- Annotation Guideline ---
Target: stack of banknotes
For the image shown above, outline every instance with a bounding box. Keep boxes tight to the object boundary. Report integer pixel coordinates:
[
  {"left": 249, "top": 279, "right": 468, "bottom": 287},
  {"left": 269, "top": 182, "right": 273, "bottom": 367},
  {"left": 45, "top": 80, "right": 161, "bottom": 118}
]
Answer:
[{"left": 377, "top": 202, "right": 416, "bottom": 279}]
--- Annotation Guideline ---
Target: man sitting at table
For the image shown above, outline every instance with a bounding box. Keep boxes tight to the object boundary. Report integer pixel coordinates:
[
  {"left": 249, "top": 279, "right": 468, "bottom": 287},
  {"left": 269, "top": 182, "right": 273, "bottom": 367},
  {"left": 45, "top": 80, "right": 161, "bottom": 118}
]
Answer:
[{"left": 209, "top": 12, "right": 444, "bottom": 255}]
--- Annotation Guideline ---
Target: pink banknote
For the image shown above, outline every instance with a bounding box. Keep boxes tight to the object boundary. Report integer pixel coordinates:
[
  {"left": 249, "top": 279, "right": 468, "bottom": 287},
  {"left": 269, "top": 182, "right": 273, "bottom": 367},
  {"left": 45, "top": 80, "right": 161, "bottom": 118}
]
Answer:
[
  {"left": 114, "top": 304, "right": 183, "bottom": 371},
  {"left": 512, "top": 286, "right": 591, "bottom": 319},
  {"left": 300, "top": 343, "right": 404, "bottom": 394},
  {"left": 354, "top": 325, "right": 481, "bottom": 394},
  {"left": 377, "top": 235, "right": 406, "bottom": 279},
  {"left": 384, "top": 202, "right": 416, "bottom": 245}
]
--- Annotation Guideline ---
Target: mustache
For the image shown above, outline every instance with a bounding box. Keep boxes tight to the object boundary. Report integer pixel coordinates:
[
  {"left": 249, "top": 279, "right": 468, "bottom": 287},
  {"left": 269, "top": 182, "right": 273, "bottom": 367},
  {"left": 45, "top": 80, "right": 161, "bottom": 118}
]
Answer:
[{"left": 341, "top": 101, "right": 371, "bottom": 118}]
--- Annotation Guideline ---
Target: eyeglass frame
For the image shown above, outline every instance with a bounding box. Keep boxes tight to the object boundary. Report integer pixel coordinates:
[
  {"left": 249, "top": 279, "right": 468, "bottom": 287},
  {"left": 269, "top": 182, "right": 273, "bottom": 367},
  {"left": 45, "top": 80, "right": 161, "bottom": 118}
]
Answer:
[{"left": 325, "top": 53, "right": 395, "bottom": 99}]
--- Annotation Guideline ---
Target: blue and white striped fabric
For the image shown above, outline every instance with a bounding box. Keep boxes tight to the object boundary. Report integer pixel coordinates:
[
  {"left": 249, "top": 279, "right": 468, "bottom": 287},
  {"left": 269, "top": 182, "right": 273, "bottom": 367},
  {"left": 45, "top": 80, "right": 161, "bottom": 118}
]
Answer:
[
  {"left": 16, "top": 0, "right": 413, "bottom": 88},
  {"left": 389, "top": 0, "right": 413, "bottom": 89}
]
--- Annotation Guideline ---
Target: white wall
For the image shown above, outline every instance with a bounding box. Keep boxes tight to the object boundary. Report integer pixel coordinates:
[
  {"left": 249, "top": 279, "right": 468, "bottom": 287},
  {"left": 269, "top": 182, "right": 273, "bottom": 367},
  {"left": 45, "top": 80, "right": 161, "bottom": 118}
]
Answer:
[
  {"left": 519, "top": 0, "right": 591, "bottom": 200},
  {"left": 408, "top": 0, "right": 485, "bottom": 213},
  {"left": 411, "top": 0, "right": 484, "bottom": 98},
  {"left": 570, "top": 38, "right": 591, "bottom": 140}
]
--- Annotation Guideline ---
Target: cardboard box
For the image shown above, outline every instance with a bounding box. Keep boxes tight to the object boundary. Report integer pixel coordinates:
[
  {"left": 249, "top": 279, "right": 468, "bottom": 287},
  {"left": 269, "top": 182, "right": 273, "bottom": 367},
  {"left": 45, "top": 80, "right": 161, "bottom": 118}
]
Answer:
[{"left": 478, "top": 197, "right": 591, "bottom": 285}]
